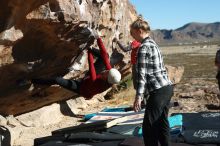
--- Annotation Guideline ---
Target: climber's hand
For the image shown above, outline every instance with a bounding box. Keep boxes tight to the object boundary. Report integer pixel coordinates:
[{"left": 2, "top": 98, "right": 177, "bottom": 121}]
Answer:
[
  {"left": 87, "top": 28, "right": 99, "bottom": 39},
  {"left": 118, "top": 33, "right": 123, "bottom": 39},
  {"left": 93, "top": 31, "right": 100, "bottom": 39},
  {"left": 92, "top": 30, "right": 100, "bottom": 39}
]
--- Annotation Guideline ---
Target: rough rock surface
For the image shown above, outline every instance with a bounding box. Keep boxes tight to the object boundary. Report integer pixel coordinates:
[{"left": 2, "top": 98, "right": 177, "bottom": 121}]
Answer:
[
  {"left": 0, "top": 0, "right": 138, "bottom": 115},
  {"left": 166, "top": 65, "right": 184, "bottom": 84}
]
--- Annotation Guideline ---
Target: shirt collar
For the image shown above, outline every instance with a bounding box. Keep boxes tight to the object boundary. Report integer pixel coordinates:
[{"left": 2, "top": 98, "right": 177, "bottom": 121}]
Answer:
[{"left": 141, "top": 36, "right": 150, "bottom": 44}]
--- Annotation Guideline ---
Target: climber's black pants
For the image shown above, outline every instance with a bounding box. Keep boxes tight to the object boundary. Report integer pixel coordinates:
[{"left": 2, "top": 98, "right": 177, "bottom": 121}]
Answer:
[
  {"left": 31, "top": 77, "right": 81, "bottom": 94},
  {"left": 142, "top": 85, "right": 173, "bottom": 146}
]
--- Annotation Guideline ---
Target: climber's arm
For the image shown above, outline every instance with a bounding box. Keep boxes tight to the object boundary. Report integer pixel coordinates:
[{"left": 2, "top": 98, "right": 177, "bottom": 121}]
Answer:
[
  {"left": 97, "top": 38, "right": 112, "bottom": 70},
  {"left": 116, "top": 40, "right": 131, "bottom": 52},
  {"left": 88, "top": 49, "right": 97, "bottom": 81}
]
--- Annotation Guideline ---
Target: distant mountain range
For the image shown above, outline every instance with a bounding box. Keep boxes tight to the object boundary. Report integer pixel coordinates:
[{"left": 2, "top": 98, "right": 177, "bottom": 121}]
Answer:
[{"left": 151, "top": 22, "right": 220, "bottom": 45}]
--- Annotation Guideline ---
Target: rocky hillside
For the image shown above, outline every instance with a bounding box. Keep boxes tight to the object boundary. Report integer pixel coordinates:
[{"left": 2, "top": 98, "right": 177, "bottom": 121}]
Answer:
[
  {"left": 152, "top": 22, "right": 220, "bottom": 45},
  {"left": 0, "top": 0, "right": 138, "bottom": 115}
]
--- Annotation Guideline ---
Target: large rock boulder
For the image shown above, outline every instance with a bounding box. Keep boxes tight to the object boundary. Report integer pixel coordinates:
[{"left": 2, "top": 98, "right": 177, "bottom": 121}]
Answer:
[{"left": 0, "top": 0, "right": 184, "bottom": 116}]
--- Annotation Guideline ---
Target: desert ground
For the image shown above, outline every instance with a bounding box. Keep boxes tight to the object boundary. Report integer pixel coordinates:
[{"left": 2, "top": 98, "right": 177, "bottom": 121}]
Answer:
[{"left": 162, "top": 44, "right": 219, "bottom": 80}]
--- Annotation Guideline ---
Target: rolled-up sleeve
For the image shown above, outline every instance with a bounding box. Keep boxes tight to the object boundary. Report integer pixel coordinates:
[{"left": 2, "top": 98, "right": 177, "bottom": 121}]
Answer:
[{"left": 136, "top": 45, "right": 149, "bottom": 99}]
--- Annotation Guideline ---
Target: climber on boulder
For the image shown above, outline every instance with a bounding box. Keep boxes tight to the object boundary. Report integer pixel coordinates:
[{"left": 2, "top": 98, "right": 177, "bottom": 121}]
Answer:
[{"left": 31, "top": 29, "right": 121, "bottom": 99}]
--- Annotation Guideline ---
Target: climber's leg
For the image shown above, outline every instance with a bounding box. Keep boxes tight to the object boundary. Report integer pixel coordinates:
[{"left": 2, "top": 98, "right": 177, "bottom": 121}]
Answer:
[{"left": 31, "top": 77, "right": 80, "bottom": 94}]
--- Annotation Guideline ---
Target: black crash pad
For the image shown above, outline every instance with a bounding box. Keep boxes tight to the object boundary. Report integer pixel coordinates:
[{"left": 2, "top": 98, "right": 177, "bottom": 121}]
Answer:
[
  {"left": 182, "top": 130, "right": 220, "bottom": 144},
  {"left": 172, "top": 112, "right": 220, "bottom": 130}
]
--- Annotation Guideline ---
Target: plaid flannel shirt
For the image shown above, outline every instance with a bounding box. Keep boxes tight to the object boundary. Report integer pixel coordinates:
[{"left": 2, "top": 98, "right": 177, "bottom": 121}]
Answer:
[{"left": 136, "top": 37, "right": 172, "bottom": 99}]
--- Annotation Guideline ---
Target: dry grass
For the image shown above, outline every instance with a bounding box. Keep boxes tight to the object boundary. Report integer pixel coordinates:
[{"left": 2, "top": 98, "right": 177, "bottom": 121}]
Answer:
[
  {"left": 161, "top": 44, "right": 219, "bottom": 82},
  {"left": 106, "top": 86, "right": 136, "bottom": 107},
  {"left": 164, "top": 53, "right": 216, "bottom": 81}
]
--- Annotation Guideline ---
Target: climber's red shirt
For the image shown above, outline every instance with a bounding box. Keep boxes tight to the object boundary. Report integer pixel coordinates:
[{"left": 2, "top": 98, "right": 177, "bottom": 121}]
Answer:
[
  {"left": 80, "top": 38, "right": 112, "bottom": 99},
  {"left": 80, "top": 73, "right": 111, "bottom": 99}
]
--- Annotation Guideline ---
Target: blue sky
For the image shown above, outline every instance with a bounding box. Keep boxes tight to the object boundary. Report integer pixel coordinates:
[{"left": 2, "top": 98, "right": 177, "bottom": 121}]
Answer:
[{"left": 129, "top": 0, "right": 220, "bottom": 30}]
